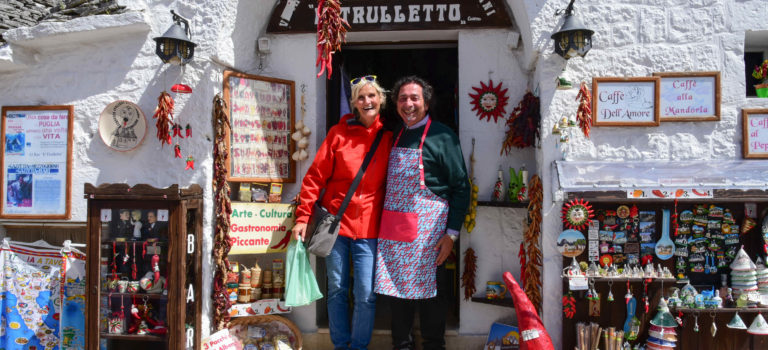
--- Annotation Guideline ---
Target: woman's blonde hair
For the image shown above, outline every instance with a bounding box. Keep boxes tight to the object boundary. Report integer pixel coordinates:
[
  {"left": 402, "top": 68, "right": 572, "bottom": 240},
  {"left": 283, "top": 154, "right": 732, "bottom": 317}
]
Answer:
[{"left": 349, "top": 79, "right": 387, "bottom": 116}]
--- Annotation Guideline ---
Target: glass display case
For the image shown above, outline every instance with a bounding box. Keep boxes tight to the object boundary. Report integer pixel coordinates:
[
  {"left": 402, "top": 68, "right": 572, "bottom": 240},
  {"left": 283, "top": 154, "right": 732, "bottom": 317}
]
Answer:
[{"left": 85, "top": 184, "right": 202, "bottom": 350}]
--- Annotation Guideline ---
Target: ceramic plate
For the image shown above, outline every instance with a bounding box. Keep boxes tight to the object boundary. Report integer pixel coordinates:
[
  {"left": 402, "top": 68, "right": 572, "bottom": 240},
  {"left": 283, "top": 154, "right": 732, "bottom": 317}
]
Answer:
[{"left": 98, "top": 100, "right": 147, "bottom": 152}]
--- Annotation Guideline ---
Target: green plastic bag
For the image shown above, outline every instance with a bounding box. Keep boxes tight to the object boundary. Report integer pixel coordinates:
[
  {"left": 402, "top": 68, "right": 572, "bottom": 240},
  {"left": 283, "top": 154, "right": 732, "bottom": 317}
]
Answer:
[{"left": 285, "top": 239, "right": 323, "bottom": 307}]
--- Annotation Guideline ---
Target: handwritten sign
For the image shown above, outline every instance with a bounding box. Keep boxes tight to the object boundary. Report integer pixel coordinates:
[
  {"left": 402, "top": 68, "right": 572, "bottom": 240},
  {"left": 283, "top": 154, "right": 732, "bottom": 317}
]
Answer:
[
  {"left": 229, "top": 202, "right": 296, "bottom": 254},
  {"left": 201, "top": 329, "right": 238, "bottom": 350},
  {"left": 592, "top": 77, "right": 660, "bottom": 127},
  {"left": 655, "top": 72, "right": 720, "bottom": 122},
  {"left": 1, "top": 106, "right": 72, "bottom": 219},
  {"left": 223, "top": 70, "right": 295, "bottom": 183},
  {"left": 742, "top": 109, "right": 768, "bottom": 159}
]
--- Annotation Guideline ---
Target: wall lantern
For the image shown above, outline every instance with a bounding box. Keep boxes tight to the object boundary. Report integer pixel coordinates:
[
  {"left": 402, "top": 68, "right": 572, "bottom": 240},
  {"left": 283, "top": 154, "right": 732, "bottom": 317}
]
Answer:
[
  {"left": 153, "top": 10, "right": 197, "bottom": 65},
  {"left": 551, "top": 0, "right": 594, "bottom": 60}
]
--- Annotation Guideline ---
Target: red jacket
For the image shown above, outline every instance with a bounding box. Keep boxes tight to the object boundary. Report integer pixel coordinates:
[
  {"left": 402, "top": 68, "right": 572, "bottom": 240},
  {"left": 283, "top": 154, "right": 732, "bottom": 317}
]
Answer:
[{"left": 295, "top": 114, "right": 392, "bottom": 239}]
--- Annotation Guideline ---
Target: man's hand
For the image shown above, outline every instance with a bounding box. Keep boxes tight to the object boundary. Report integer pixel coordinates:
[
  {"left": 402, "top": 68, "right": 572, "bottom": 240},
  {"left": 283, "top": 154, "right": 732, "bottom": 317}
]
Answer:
[
  {"left": 434, "top": 235, "right": 454, "bottom": 265},
  {"left": 292, "top": 222, "right": 308, "bottom": 242}
]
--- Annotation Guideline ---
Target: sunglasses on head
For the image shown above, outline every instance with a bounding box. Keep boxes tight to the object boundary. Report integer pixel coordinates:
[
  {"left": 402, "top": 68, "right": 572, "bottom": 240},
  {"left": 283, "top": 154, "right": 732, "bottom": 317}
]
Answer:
[{"left": 350, "top": 75, "right": 377, "bottom": 85}]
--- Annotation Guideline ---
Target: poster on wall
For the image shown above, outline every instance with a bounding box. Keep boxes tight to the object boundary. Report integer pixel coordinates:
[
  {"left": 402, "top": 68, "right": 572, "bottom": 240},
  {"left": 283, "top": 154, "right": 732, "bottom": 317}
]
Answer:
[
  {"left": 592, "top": 77, "right": 660, "bottom": 127},
  {"left": 223, "top": 70, "right": 296, "bottom": 183},
  {"left": 654, "top": 71, "right": 720, "bottom": 122},
  {"left": 1, "top": 106, "right": 73, "bottom": 219},
  {"left": 229, "top": 202, "right": 296, "bottom": 254},
  {"left": 742, "top": 108, "right": 768, "bottom": 159}
]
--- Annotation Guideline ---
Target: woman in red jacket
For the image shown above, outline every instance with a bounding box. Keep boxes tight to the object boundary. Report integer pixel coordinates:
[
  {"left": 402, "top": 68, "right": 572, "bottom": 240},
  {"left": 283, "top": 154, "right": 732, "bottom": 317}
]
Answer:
[{"left": 292, "top": 75, "right": 392, "bottom": 350}]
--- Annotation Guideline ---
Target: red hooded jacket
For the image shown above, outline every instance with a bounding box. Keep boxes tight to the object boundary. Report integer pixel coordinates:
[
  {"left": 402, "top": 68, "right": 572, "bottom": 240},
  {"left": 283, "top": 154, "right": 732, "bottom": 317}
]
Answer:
[{"left": 295, "top": 114, "right": 392, "bottom": 239}]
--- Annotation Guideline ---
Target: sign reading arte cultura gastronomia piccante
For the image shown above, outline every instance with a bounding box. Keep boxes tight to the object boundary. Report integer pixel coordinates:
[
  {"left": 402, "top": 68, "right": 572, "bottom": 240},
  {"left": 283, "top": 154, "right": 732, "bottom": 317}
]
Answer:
[{"left": 267, "top": 0, "right": 514, "bottom": 33}]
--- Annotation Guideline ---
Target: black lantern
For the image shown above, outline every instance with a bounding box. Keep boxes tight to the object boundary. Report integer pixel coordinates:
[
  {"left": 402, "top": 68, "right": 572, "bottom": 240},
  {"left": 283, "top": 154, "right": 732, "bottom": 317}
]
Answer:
[
  {"left": 153, "top": 10, "right": 197, "bottom": 65},
  {"left": 551, "top": 0, "right": 594, "bottom": 60}
]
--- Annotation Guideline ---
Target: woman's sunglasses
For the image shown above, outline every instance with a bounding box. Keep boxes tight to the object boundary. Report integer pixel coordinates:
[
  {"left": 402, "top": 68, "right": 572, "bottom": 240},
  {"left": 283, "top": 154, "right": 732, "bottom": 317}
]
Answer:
[{"left": 350, "top": 75, "right": 377, "bottom": 85}]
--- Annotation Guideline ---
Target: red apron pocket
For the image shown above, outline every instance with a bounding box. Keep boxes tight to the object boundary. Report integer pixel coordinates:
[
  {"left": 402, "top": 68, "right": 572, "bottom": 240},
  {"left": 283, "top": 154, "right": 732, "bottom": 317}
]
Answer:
[{"left": 379, "top": 209, "right": 419, "bottom": 242}]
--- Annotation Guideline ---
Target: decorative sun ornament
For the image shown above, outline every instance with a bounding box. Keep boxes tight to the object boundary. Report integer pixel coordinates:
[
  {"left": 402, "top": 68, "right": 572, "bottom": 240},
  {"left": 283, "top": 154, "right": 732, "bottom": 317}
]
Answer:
[
  {"left": 561, "top": 198, "right": 594, "bottom": 230},
  {"left": 469, "top": 79, "right": 509, "bottom": 123}
]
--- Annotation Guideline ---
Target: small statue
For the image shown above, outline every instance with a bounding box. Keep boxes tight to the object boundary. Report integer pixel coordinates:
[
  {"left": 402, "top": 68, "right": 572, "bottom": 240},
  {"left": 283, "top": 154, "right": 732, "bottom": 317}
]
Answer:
[{"left": 492, "top": 168, "right": 504, "bottom": 201}]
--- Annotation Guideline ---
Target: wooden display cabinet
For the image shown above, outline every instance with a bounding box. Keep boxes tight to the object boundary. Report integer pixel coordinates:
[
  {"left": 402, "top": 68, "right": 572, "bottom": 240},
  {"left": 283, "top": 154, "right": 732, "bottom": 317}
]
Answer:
[{"left": 84, "top": 184, "right": 203, "bottom": 350}]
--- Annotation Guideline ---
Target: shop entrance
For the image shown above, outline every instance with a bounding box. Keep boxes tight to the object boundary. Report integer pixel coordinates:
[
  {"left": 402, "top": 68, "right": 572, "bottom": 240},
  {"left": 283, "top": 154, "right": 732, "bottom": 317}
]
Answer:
[{"left": 318, "top": 44, "right": 461, "bottom": 331}]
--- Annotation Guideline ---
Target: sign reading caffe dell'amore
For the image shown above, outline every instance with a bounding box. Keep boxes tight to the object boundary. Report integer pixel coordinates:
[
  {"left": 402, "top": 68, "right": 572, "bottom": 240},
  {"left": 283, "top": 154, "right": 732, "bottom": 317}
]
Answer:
[{"left": 267, "top": 0, "right": 514, "bottom": 33}]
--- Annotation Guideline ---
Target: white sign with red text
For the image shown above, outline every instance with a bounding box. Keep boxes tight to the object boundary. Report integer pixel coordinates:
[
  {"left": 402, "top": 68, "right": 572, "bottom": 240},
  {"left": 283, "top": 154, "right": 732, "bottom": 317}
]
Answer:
[{"left": 229, "top": 202, "right": 295, "bottom": 254}]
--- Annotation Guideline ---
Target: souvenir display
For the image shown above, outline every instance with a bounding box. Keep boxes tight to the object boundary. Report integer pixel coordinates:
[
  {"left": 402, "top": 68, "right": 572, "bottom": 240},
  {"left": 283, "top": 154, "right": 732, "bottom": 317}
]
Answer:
[{"left": 468, "top": 79, "right": 509, "bottom": 123}]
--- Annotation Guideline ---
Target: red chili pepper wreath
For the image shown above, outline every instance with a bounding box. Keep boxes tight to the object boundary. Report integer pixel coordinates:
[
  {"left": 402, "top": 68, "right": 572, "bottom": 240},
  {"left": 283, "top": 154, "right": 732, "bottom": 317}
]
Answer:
[
  {"left": 501, "top": 91, "right": 540, "bottom": 155},
  {"left": 316, "top": 0, "right": 349, "bottom": 78}
]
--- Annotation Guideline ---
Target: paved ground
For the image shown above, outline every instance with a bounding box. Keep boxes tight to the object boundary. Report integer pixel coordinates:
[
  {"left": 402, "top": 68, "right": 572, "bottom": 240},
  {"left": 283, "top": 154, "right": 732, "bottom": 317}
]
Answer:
[{"left": 302, "top": 329, "right": 487, "bottom": 349}]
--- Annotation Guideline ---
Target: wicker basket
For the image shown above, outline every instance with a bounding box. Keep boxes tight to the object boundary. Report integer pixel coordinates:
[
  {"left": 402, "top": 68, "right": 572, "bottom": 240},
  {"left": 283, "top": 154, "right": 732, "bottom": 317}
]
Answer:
[{"left": 229, "top": 314, "right": 303, "bottom": 349}]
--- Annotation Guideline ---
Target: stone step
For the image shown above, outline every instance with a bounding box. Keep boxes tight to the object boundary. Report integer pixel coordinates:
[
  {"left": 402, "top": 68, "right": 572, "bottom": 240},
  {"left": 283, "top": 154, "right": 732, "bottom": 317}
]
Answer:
[{"left": 302, "top": 329, "right": 487, "bottom": 350}]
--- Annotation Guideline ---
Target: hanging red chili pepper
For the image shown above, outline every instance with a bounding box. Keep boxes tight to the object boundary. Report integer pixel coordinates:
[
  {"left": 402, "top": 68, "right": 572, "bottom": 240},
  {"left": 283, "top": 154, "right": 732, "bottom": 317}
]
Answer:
[
  {"left": 501, "top": 91, "right": 540, "bottom": 154},
  {"left": 152, "top": 91, "right": 174, "bottom": 147},
  {"left": 174, "top": 144, "right": 182, "bottom": 158},
  {"left": 575, "top": 82, "right": 593, "bottom": 138},
  {"left": 152, "top": 242, "right": 160, "bottom": 284},
  {"left": 563, "top": 292, "right": 576, "bottom": 319},
  {"left": 316, "top": 0, "right": 349, "bottom": 78},
  {"left": 185, "top": 156, "right": 195, "bottom": 170},
  {"left": 185, "top": 124, "right": 191, "bottom": 137},
  {"left": 172, "top": 123, "right": 184, "bottom": 138}
]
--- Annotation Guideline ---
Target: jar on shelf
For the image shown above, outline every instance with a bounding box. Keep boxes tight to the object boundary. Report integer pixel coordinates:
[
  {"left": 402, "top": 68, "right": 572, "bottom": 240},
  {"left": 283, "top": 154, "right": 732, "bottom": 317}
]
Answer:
[
  {"left": 250, "top": 264, "right": 262, "bottom": 288},
  {"left": 238, "top": 284, "right": 251, "bottom": 303},
  {"left": 251, "top": 287, "right": 262, "bottom": 302},
  {"left": 262, "top": 283, "right": 273, "bottom": 299}
]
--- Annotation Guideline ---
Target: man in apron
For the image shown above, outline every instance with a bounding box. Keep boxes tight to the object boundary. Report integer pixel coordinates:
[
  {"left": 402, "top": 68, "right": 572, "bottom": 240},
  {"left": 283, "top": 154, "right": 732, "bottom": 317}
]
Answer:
[{"left": 374, "top": 76, "right": 470, "bottom": 350}]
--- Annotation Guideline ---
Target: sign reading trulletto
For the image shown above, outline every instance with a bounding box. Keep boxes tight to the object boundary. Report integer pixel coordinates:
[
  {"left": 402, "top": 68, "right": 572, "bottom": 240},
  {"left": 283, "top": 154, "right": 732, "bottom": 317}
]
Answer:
[{"left": 267, "top": 0, "right": 514, "bottom": 33}]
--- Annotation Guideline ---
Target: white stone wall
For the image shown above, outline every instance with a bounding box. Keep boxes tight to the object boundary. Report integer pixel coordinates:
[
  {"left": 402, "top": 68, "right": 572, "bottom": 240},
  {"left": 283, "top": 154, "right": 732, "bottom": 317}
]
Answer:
[{"left": 1, "top": 0, "right": 767, "bottom": 347}]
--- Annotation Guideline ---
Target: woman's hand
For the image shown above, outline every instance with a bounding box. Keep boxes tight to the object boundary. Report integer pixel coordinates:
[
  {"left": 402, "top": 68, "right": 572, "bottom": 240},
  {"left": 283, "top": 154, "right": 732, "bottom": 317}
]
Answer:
[{"left": 292, "top": 222, "right": 308, "bottom": 242}]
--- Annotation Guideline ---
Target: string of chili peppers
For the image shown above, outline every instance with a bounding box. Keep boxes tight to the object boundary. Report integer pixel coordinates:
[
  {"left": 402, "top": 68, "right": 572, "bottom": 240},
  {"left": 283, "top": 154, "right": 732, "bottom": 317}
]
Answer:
[
  {"left": 563, "top": 291, "right": 576, "bottom": 319},
  {"left": 212, "top": 93, "right": 233, "bottom": 331}
]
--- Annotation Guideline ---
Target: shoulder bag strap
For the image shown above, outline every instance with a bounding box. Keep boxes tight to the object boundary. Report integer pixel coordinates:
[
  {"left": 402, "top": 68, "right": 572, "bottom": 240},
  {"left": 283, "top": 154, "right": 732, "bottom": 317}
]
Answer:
[{"left": 335, "top": 129, "right": 384, "bottom": 219}]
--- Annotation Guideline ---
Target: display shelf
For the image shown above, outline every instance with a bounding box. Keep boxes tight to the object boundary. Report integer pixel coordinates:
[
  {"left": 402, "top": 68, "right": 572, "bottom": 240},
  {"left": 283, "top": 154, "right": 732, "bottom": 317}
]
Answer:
[
  {"left": 229, "top": 298, "right": 292, "bottom": 317},
  {"left": 99, "top": 333, "right": 165, "bottom": 342},
  {"left": 672, "top": 307, "right": 768, "bottom": 313},
  {"left": 561, "top": 275, "right": 677, "bottom": 283},
  {"left": 470, "top": 297, "right": 515, "bottom": 308},
  {"left": 477, "top": 201, "right": 529, "bottom": 208},
  {"left": 101, "top": 239, "right": 167, "bottom": 244}
]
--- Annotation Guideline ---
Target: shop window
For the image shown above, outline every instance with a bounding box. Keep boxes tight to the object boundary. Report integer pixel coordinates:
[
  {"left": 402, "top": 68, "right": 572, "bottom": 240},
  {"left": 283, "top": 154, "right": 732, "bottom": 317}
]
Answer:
[{"left": 744, "top": 30, "right": 768, "bottom": 97}]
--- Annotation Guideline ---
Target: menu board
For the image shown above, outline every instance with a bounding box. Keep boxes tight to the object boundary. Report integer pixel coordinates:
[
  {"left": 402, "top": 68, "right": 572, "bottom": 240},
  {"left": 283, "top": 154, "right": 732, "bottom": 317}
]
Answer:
[
  {"left": 223, "top": 70, "right": 296, "bottom": 183},
  {"left": 1, "top": 105, "right": 73, "bottom": 218},
  {"left": 592, "top": 77, "right": 660, "bottom": 127},
  {"left": 654, "top": 72, "right": 720, "bottom": 122},
  {"left": 742, "top": 109, "right": 768, "bottom": 159}
]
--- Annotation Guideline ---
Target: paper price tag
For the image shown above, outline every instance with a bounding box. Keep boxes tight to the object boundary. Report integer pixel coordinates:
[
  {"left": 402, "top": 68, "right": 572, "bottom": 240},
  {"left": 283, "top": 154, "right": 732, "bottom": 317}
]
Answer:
[{"left": 568, "top": 276, "right": 588, "bottom": 290}]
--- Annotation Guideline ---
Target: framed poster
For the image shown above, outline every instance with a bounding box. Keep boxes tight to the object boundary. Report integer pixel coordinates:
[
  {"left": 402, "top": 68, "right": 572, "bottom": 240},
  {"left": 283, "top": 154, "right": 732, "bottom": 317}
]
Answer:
[
  {"left": 1, "top": 105, "right": 73, "bottom": 219},
  {"left": 654, "top": 71, "right": 720, "bottom": 122},
  {"left": 742, "top": 108, "right": 768, "bottom": 159},
  {"left": 223, "top": 70, "right": 296, "bottom": 183},
  {"left": 592, "top": 77, "right": 660, "bottom": 127}
]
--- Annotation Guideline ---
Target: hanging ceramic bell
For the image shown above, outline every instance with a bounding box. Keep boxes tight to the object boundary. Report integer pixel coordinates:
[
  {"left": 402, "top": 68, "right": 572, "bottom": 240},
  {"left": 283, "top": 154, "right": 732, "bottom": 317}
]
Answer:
[
  {"left": 747, "top": 313, "right": 768, "bottom": 335},
  {"left": 727, "top": 311, "right": 747, "bottom": 329},
  {"left": 650, "top": 299, "right": 678, "bottom": 328}
]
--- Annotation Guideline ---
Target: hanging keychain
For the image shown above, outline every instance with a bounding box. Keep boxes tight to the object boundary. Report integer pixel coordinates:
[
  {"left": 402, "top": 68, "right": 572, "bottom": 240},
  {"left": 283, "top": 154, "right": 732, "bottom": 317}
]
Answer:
[
  {"left": 111, "top": 242, "right": 118, "bottom": 281},
  {"left": 123, "top": 242, "right": 130, "bottom": 266},
  {"left": 607, "top": 280, "right": 615, "bottom": 302},
  {"left": 588, "top": 278, "right": 600, "bottom": 317},
  {"left": 142, "top": 241, "right": 148, "bottom": 259},
  {"left": 132, "top": 242, "right": 138, "bottom": 280},
  {"left": 710, "top": 312, "right": 717, "bottom": 337},
  {"left": 693, "top": 311, "right": 700, "bottom": 332},
  {"left": 625, "top": 280, "right": 632, "bottom": 304},
  {"left": 151, "top": 242, "right": 161, "bottom": 284},
  {"left": 643, "top": 278, "right": 650, "bottom": 314}
]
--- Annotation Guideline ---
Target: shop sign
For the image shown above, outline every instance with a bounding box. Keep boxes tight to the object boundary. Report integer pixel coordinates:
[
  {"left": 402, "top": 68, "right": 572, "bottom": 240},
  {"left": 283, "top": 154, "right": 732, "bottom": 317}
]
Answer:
[
  {"left": 229, "top": 202, "right": 295, "bottom": 254},
  {"left": 654, "top": 71, "right": 720, "bottom": 122},
  {"left": 626, "top": 188, "right": 713, "bottom": 199},
  {"left": 742, "top": 108, "right": 768, "bottom": 159},
  {"left": 267, "top": 0, "right": 514, "bottom": 33},
  {"left": 592, "top": 77, "right": 660, "bottom": 127}
]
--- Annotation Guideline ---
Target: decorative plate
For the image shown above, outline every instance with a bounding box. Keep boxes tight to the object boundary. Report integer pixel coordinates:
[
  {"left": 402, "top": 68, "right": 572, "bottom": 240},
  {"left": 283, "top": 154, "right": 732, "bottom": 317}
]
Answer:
[{"left": 98, "top": 100, "right": 147, "bottom": 152}]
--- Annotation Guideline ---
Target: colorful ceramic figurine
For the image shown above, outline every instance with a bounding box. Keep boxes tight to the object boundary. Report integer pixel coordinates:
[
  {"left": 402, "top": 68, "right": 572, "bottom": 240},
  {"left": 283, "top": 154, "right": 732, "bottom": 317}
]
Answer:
[{"left": 492, "top": 168, "right": 504, "bottom": 201}]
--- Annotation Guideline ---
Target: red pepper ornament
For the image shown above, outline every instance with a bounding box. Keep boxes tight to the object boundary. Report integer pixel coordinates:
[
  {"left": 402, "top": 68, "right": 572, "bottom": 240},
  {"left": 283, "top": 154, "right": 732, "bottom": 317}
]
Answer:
[
  {"left": 172, "top": 123, "right": 184, "bottom": 138},
  {"left": 151, "top": 245, "right": 160, "bottom": 284},
  {"left": 563, "top": 291, "right": 576, "bottom": 319},
  {"left": 185, "top": 156, "right": 195, "bottom": 170},
  {"left": 174, "top": 144, "right": 181, "bottom": 158},
  {"left": 185, "top": 124, "right": 191, "bottom": 137}
]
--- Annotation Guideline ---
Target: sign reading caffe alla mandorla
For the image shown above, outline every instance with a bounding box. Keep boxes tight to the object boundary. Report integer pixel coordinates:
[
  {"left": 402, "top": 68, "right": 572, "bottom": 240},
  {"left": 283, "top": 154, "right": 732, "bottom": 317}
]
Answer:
[{"left": 267, "top": 0, "right": 514, "bottom": 33}]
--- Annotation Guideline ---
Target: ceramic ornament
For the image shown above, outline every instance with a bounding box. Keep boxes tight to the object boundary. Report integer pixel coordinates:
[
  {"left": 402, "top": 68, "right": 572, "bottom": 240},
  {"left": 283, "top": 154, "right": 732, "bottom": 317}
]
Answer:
[
  {"left": 747, "top": 313, "right": 768, "bottom": 335},
  {"left": 468, "top": 79, "right": 509, "bottom": 123},
  {"left": 727, "top": 312, "right": 748, "bottom": 330},
  {"left": 561, "top": 198, "right": 594, "bottom": 230},
  {"left": 731, "top": 247, "right": 758, "bottom": 298},
  {"left": 655, "top": 209, "right": 675, "bottom": 260},
  {"left": 557, "top": 229, "right": 586, "bottom": 258}
]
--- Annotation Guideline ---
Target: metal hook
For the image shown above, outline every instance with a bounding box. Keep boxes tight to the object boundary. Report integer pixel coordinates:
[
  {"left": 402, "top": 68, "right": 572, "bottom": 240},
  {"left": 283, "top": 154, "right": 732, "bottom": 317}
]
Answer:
[{"left": 301, "top": 84, "right": 306, "bottom": 93}]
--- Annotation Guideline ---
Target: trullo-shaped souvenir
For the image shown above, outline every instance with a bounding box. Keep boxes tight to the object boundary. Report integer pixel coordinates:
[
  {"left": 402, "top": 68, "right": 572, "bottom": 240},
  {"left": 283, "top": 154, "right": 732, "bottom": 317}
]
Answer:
[
  {"left": 730, "top": 246, "right": 758, "bottom": 298},
  {"left": 650, "top": 298, "right": 678, "bottom": 328},
  {"left": 747, "top": 312, "right": 768, "bottom": 335},
  {"left": 502, "top": 272, "right": 554, "bottom": 350},
  {"left": 727, "top": 312, "right": 747, "bottom": 330},
  {"left": 756, "top": 257, "right": 768, "bottom": 297}
]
